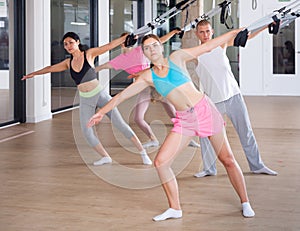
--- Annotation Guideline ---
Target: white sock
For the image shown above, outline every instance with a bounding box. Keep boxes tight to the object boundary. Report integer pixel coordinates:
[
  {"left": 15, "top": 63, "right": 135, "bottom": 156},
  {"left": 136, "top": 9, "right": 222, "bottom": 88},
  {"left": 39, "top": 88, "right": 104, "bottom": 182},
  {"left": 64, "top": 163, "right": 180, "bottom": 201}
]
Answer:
[
  {"left": 93, "top": 156, "right": 112, "bottom": 166},
  {"left": 140, "top": 149, "right": 152, "bottom": 165},
  {"left": 253, "top": 166, "right": 278, "bottom": 175},
  {"left": 153, "top": 208, "right": 182, "bottom": 221},
  {"left": 188, "top": 140, "right": 200, "bottom": 148},
  {"left": 193, "top": 171, "right": 216, "bottom": 178},
  {"left": 242, "top": 202, "right": 255, "bottom": 218},
  {"left": 142, "top": 140, "right": 159, "bottom": 148}
]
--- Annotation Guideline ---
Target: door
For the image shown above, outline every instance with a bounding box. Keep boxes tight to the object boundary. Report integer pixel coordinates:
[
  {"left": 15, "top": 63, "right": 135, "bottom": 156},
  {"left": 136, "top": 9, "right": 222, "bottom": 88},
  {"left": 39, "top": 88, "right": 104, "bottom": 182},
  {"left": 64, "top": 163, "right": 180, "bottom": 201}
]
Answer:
[
  {"left": 0, "top": 0, "right": 26, "bottom": 126},
  {"left": 263, "top": 2, "right": 300, "bottom": 95}
]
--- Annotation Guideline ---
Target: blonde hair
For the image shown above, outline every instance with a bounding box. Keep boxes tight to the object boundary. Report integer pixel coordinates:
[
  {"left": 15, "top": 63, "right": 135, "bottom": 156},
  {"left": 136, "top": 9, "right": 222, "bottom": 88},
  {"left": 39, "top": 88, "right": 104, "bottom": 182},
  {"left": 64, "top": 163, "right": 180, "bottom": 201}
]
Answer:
[{"left": 196, "top": 20, "right": 211, "bottom": 30}]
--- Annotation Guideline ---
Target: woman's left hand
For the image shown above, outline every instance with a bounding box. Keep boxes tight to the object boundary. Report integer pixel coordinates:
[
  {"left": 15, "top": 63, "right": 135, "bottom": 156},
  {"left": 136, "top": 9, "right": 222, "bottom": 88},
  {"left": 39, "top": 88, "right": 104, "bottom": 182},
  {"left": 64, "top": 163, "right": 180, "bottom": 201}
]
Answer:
[{"left": 87, "top": 111, "right": 105, "bottom": 127}]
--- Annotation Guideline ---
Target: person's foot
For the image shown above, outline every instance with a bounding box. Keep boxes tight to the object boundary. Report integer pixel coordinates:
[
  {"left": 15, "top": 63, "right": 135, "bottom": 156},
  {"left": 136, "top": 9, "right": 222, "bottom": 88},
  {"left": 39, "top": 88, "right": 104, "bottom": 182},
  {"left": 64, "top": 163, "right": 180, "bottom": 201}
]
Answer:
[
  {"left": 242, "top": 202, "right": 255, "bottom": 218},
  {"left": 93, "top": 156, "right": 112, "bottom": 166},
  {"left": 142, "top": 140, "right": 159, "bottom": 149},
  {"left": 140, "top": 149, "right": 152, "bottom": 165},
  {"left": 153, "top": 208, "right": 182, "bottom": 221},
  {"left": 193, "top": 170, "right": 217, "bottom": 178},
  {"left": 252, "top": 166, "right": 278, "bottom": 175},
  {"left": 141, "top": 154, "right": 152, "bottom": 165},
  {"left": 188, "top": 140, "right": 201, "bottom": 148}
]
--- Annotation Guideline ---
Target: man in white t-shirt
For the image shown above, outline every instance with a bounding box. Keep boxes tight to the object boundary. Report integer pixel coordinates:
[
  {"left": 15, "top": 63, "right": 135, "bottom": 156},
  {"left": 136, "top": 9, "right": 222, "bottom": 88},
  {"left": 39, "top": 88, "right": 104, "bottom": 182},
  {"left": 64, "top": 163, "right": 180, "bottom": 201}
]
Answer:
[{"left": 194, "top": 20, "right": 277, "bottom": 177}]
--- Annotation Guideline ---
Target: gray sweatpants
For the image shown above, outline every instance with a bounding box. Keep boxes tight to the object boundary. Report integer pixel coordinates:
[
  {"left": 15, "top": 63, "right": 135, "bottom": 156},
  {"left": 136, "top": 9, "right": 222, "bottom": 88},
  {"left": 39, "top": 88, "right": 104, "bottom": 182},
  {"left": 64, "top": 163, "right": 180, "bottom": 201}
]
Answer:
[
  {"left": 200, "top": 93, "right": 265, "bottom": 173},
  {"left": 79, "top": 90, "right": 134, "bottom": 147}
]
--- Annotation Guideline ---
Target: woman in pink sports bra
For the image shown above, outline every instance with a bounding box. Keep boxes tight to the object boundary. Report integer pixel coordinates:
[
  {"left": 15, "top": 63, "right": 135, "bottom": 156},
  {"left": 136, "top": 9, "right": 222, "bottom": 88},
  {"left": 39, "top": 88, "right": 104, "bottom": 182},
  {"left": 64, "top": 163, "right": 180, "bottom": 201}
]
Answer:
[{"left": 88, "top": 28, "right": 256, "bottom": 221}]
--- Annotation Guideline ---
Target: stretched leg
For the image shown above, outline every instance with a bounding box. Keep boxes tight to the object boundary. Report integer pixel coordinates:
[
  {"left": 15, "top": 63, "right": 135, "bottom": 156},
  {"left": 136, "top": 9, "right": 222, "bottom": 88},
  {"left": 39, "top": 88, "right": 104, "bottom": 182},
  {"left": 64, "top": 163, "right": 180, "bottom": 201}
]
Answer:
[
  {"left": 194, "top": 137, "right": 217, "bottom": 177},
  {"left": 97, "top": 90, "right": 152, "bottom": 165},
  {"left": 209, "top": 128, "right": 255, "bottom": 217},
  {"left": 152, "top": 132, "right": 191, "bottom": 221},
  {"left": 225, "top": 94, "right": 277, "bottom": 175},
  {"left": 134, "top": 87, "right": 159, "bottom": 148},
  {"left": 194, "top": 100, "right": 227, "bottom": 176},
  {"left": 79, "top": 94, "right": 112, "bottom": 166}
]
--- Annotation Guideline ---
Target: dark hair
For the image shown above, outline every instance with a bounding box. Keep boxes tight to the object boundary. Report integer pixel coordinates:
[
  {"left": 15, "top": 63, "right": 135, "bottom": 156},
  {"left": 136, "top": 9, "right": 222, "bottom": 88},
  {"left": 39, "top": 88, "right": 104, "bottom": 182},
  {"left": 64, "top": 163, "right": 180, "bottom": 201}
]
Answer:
[
  {"left": 141, "top": 34, "right": 161, "bottom": 49},
  {"left": 284, "top": 40, "right": 294, "bottom": 50},
  {"left": 62, "top": 32, "right": 89, "bottom": 51}
]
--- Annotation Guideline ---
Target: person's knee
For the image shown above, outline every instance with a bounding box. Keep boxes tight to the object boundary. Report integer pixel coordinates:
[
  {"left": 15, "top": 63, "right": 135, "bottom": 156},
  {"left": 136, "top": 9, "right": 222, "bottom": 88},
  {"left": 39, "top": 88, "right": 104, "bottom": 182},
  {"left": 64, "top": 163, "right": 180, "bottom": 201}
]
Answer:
[
  {"left": 81, "top": 127, "right": 98, "bottom": 147},
  {"left": 154, "top": 157, "right": 162, "bottom": 168},
  {"left": 154, "top": 152, "right": 172, "bottom": 168},
  {"left": 218, "top": 155, "right": 236, "bottom": 169},
  {"left": 133, "top": 114, "right": 143, "bottom": 125},
  {"left": 154, "top": 156, "right": 167, "bottom": 168}
]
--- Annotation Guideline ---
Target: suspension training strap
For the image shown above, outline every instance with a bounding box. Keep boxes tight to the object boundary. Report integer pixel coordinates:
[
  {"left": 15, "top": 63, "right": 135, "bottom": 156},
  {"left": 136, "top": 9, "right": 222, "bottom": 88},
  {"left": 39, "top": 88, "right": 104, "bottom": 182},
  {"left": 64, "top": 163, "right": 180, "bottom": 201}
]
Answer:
[
  {"left": 233, "top": 28, "right": 248, "bottom": 47},
  {"left": 179, "top": 0, "right": 232, "bottom": 39},
  {"left": 234, "top": 0, "right": 300, "bottom": 47},
  {"left": 124, "top": 0, "right": 197, "bottom": 47},
  {"left": 280, "top": 9, "right": 300, "bottom": 29},
  {"left": 268, "top": 15, "right": 281, "bottom": 34},
  {"left": 220, "top": 0, "right": 233, "bottom": 29}
]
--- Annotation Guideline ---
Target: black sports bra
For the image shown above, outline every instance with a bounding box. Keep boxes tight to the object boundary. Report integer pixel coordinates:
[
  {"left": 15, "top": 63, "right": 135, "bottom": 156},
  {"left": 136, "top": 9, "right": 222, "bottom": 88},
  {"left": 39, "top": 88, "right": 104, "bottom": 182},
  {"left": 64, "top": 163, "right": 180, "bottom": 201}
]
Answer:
[{"left": 70, "top": 51, "right": 97, "bottom": 85}]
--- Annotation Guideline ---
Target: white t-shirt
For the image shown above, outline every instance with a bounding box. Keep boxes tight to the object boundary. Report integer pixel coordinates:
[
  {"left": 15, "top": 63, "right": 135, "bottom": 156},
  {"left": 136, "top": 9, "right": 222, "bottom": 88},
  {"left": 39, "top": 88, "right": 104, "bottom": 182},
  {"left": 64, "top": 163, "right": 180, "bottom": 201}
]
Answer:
[{"left": 196, "top": 46, "right": 240, "bottom": 103}]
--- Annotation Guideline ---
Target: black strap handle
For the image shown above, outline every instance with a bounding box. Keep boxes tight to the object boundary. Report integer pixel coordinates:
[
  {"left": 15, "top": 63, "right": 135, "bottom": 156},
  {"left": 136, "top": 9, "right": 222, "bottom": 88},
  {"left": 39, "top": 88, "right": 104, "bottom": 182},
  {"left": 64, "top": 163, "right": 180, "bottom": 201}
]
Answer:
[
  {"left": 234, "top": 29, "right": 249, "bottom": 47},
  {"left": 124, "top": 34, "right": 137, "bottom": 47},
  {"left": 268, "top": 15, "right": 281, "bottom": 35},
  {"left": 179, "top": 30, "right": 185, "bottom": 39}
]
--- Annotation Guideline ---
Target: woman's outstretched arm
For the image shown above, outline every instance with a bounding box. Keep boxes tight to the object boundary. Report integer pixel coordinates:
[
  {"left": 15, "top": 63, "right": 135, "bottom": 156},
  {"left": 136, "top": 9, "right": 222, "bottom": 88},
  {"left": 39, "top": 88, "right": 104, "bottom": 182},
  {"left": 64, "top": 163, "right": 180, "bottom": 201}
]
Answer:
[
  {"left": 94, "top": 62, "right": 114, "bottom": 73},
  {"left": 87, "top": 72, "right": 151, "bottom": 127},
  {"left": 160, "top": 28, "right": 181, "bottom": 43},
  {"left": 89, "top": 34, "right": 128, "bottom": 57},
  {"left": 22, "top": 59, "right": 70, "bottom": 80}
]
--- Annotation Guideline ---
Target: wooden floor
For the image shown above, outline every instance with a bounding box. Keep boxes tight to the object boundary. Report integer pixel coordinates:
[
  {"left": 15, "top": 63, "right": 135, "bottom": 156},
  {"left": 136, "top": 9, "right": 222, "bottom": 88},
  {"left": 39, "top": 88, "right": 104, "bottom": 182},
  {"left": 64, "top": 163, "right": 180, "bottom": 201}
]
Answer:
[{"left": 1, "top": 96, "right": 300, "bottom": 231}]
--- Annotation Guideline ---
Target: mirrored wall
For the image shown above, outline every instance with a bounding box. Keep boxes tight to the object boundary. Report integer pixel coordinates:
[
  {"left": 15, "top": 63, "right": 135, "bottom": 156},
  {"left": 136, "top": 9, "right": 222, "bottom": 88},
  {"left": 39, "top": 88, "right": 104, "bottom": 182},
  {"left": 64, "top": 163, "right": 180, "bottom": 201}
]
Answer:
[
  {"left": 273, "top": 21, "right": 295, "bottom": 75},
  {"left": 202, "top": 0, "right": 239, "bottom": 84},
  {"left": 108, "top": 0, "right": 142, "bottom": 95},
  {"left": 0, "top": 0, "right": 11, "bottom": 124},
  {"left": 108, "top": 0, "right": 182, "bottom": 94},
  {"left": 50, "top": 0, "right": 91, "bottom": 112},
  {"left": 153, "top": 0, "right": 181, "bottom": 57}
]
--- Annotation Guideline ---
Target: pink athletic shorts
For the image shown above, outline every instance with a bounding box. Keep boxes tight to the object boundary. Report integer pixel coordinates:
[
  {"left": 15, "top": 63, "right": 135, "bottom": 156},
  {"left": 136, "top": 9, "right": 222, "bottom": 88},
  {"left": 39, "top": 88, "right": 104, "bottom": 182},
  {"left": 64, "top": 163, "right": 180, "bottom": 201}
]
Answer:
[{"left": 171, "top": 96, "right": 224, "bottom": 137}]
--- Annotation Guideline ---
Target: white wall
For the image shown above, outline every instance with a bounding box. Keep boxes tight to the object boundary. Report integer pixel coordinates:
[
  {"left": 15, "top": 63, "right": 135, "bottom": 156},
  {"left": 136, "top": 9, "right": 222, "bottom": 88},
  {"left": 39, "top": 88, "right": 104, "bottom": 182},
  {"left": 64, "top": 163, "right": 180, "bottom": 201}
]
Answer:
[
  {"left": 144, "top": 1, "right": 153, "bottom": 24},
  {"left": 0, "top": 70, "right": 9, "bottom": 89},
  {"left": 239, "top": 0, "right": 266, "bottom": 95},
  {"left": 98, "top": 0, "right": 110, "bottom": 93},
  {"left": 25, "top": 0, "right": 52, "bottom": 122}
]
